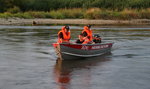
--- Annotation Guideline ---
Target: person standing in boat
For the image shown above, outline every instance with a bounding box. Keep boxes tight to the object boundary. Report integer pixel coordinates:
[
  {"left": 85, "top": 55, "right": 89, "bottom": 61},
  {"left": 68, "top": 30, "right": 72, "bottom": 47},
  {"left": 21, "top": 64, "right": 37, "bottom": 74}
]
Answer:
[
  {"left": 82, "top": 25, "right": 93, "bottom": 42},
  {"left": 57, "top": 25, "right": 71, "bottom": 43}
]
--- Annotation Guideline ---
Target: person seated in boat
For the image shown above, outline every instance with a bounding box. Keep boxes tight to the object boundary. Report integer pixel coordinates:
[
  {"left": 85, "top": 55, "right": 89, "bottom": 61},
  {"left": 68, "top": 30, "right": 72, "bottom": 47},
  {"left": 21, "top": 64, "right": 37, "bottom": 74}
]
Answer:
[
  {"left": 82, "top": 36, "right": 92, "bottom": 44},
  {"left": 93, "top": 34, "right": 101, "bottom": 43},
  {"left": 75, "top": 33, "right": 84, "bottom": 44},
  {"left": 82, "top": 24, "right": 93, "bottom": 42},
  {"left": 57, "top": 25, "right": 71, "bottom": 43},
  {"left": 76, "top": 33, "right": 92, "bottom": 44}
]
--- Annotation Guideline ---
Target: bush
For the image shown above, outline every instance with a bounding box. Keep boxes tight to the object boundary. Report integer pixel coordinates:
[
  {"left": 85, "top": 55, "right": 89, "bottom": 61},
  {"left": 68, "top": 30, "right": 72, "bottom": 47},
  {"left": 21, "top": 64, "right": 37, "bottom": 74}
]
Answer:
[
  {"left": 13, "top": 13, "right": 33, "bottom": 19},
  {"left": 139, "top": 8, "right": 150, "bottom": 19},
  {"left": 0, "top": 12, "right": 13, "bottom": 18},
  {"left": 61, "top": 8, "right": 84, "bottom": 19},
  {"left": 99, "top": 11, "right": 110, "bottom": 19},
  {"left": 49, "top": 10, "right": 65, "bottom": 19},
  {"left": 84, "top": 8, "right": 101, "bottom": 19},
  {"left": 49, "top": 8, "right": 84, "bottom": 19},
  {"left": 120, "top": 9, "right": 139, "bottom": 20},
  {"left": 27, "top": 11, "right": 47, "bottom": 18}
]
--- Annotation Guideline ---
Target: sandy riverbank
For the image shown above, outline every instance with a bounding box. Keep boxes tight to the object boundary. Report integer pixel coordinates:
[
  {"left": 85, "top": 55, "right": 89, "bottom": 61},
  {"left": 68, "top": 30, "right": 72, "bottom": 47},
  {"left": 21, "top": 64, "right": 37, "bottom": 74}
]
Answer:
[{"left": 0, "top": 18, "right": 150, "bottom": 25}]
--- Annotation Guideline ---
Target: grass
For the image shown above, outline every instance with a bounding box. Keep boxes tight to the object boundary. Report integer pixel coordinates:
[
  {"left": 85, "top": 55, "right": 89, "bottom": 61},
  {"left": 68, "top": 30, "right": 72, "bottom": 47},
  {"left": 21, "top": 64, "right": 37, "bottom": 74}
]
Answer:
[{"left": 0, "top": 8, "right": 150, "bottom": 20}]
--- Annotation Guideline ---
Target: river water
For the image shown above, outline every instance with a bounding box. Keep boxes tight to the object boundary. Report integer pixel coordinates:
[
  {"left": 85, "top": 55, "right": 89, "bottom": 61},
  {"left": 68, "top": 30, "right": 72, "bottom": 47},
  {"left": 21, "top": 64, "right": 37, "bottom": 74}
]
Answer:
[{"left": 0, "top": 25, "right": 150, "bottom": 89}]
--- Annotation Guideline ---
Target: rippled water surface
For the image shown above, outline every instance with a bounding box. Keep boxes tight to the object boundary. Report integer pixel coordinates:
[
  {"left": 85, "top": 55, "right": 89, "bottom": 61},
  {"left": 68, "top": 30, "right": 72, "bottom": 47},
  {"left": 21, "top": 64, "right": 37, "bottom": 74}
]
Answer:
[{"left": 0, "top": 25, "right": 150, "bottom": 89}]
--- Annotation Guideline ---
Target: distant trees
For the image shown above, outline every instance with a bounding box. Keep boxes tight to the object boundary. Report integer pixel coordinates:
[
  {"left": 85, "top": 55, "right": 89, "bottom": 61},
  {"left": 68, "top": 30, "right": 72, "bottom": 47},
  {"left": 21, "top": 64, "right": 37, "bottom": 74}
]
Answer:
[
  {"left": 129, "top": 0, "right": 150, "bottom": 9},
  {"left": 0, "top": 0, "right": 150, "bottom": 12},
  {"left": 0, "top": 0, "right": 14, "bottom": 12}
]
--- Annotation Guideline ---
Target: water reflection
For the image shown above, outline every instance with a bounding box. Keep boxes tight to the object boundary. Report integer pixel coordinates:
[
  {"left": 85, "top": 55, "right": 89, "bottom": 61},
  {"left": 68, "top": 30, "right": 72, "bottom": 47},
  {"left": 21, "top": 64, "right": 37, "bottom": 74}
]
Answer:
[
  {"left": 53, "top": 53, "right": 111, "bottom": 89},
  {"left": 54, "top": 59, "right": 71, "bottom": 89}
]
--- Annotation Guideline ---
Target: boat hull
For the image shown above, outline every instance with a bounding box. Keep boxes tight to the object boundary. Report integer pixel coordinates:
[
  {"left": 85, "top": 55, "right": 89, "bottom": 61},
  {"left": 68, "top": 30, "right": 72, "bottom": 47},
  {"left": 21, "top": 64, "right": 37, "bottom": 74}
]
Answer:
[{"left": 53, "top": 43, "right": 113, "bottom": 60}]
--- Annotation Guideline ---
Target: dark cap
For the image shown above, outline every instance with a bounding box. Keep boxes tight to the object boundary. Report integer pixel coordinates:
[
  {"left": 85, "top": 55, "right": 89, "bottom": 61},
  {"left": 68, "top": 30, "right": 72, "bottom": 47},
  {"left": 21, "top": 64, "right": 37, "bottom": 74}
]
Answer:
[
  {"left": 87, "top": 24, "right": 91, "bottom": 28},
  {"left": 65, "top": 25, "right": 70, "bottom": 30}
]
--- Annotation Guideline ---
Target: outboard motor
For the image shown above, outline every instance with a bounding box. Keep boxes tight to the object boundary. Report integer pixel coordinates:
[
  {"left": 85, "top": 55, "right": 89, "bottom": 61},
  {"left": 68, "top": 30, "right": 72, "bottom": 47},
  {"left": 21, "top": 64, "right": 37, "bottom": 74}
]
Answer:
[{"left": 93, "top": 34, "right": 101, "bottom": 43}]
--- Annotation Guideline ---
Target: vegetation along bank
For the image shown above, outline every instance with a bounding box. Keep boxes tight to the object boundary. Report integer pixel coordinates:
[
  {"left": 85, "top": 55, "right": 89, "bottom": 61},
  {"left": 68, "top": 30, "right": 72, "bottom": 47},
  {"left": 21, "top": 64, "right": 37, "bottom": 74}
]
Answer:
[{"left": 0, "top": 0, "right": 150, "bottom": 25}]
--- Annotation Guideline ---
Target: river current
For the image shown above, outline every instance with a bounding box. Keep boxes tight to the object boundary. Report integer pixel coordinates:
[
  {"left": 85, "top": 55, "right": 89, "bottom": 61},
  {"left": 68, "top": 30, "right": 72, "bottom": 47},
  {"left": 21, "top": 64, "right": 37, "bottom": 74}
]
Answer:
[{"left": 0, "top": 25, "right": 150, "bottom": 89}]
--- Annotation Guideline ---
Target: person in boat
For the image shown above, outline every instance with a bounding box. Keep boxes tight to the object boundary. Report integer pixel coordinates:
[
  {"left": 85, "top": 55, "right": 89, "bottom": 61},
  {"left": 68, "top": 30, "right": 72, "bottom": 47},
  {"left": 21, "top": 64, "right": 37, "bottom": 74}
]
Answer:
[
  {"left": 82, "top": 36, "right": 92, "bottom": 44},
  {"left": 75, "top": 33, "right": 84, "bottom": 44},
  {"left": 57, "top": 25, "right": 71, "bottom": 43},
  {"left": 93, "top": 34, "right": 101, "bottom": 43},
  {"left": 82, "top": 24, "right": 93, "bottom": 41},
  {"left": 76, "top": 33, "right": 92, "bottom": 44}
]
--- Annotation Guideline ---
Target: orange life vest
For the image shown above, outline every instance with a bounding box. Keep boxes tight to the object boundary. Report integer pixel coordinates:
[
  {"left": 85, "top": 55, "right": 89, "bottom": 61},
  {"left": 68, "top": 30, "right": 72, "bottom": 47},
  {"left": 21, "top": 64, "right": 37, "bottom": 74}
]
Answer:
[
  {"left": 82, "top": 37, "right": 91, "bottom": 44},
  {"left": 82, "top": 26, "right": 93, "bottom": 41},
  {"left": 57, "top": 26, "right": 71, "bottom": 43}
]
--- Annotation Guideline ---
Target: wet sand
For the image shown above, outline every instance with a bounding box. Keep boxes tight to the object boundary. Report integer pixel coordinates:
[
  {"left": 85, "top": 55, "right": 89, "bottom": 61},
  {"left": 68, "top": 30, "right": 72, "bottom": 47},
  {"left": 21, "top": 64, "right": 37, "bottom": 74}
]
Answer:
[{"left": 0, "top": 18, "right": 150, "bottom": 25}]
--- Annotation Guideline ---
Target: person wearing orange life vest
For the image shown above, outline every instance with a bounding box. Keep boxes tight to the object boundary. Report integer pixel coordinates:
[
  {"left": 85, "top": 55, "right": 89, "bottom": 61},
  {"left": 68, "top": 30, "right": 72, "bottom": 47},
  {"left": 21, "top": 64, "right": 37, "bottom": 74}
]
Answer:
[
  {"left": 57, "top": 26, "right": 71, "bottom": 43},
  {"left": 82, "top": 25, "right": 93, "bottom": 42},
  {"left": 75, "top": 33, "right": 84, "bottom": 44},
  {"left": 82, "top": 36, "right": 91, "bottom": 44},
  {"left": 75, "top": 33, "right": 91, "bottom": 44}
]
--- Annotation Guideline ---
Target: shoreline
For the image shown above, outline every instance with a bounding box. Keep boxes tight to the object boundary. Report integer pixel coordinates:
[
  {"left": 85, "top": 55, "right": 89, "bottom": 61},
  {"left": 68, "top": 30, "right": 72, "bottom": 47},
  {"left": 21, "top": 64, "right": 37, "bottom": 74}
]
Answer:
[{"left": 0, "top": 18, "right": 150, "bottom": 25}]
